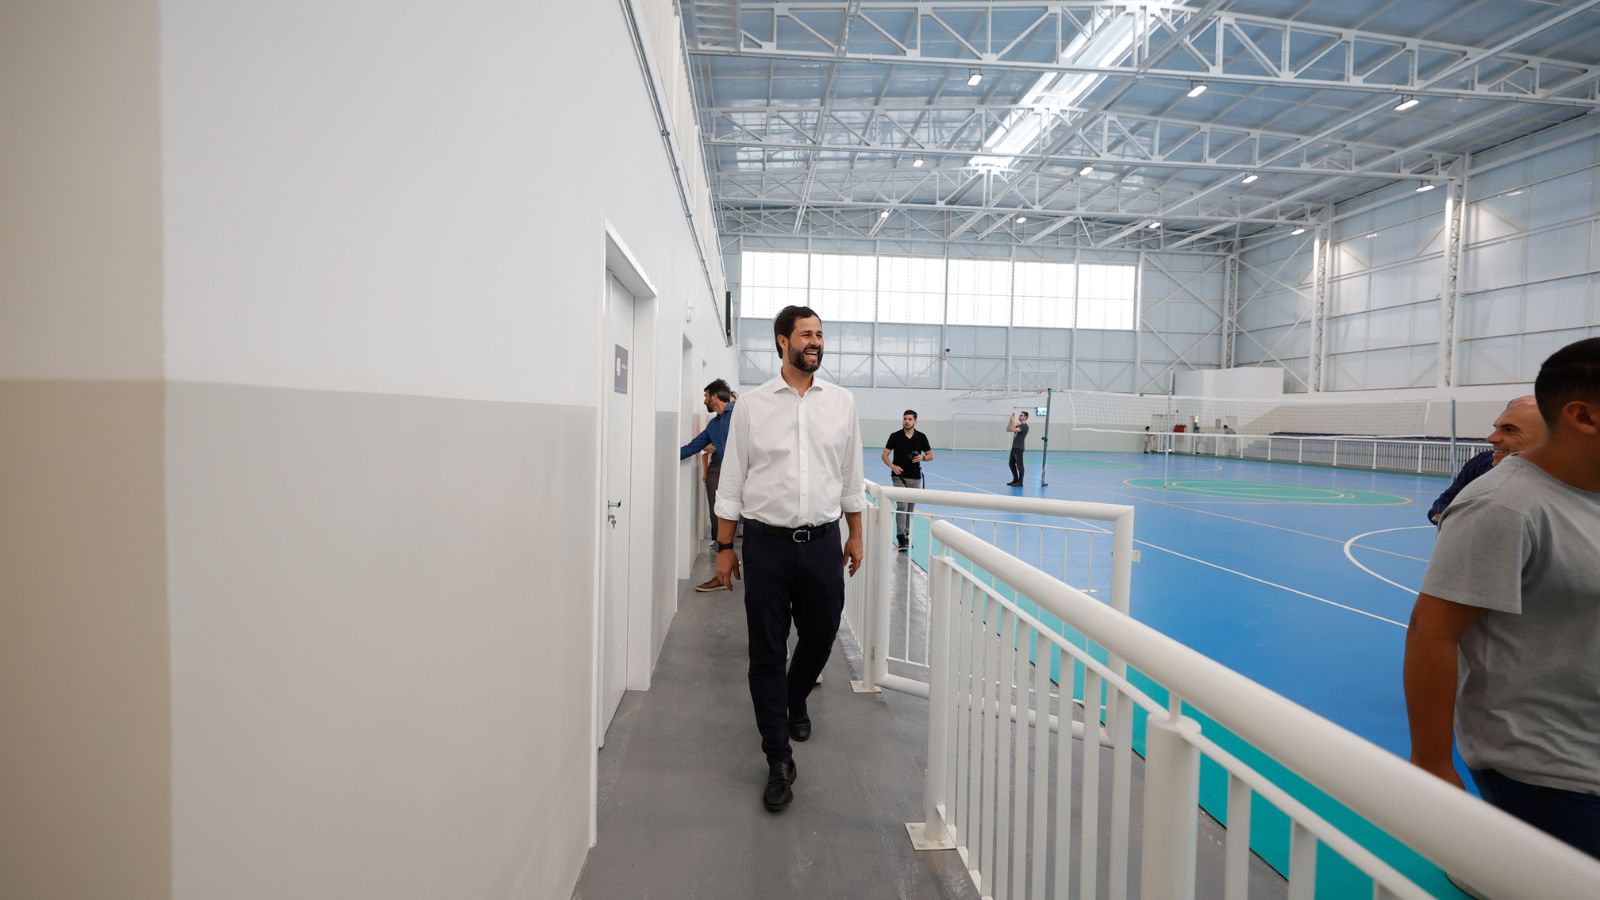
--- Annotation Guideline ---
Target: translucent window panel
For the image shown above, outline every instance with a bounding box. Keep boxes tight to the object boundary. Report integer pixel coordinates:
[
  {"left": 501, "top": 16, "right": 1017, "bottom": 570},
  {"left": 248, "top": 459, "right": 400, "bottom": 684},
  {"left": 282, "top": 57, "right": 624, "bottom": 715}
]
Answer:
[
  {"left": 819, "top": 352, "right": 874, "bottom": 387},
  {"left": 1469, "top": 190, "right": 1532, "bottom": 241},
  {"left": 1330, "top": 274, "right": 1371, "bottom": 315},
  {"left": 945, "top": 325, "right": 1007, "bottom": 357},
  {"left": 807, "top": 253, "right": 877, "bottom": 323},
  {"left": 946, "top": 258, "right": 1012, "bottom": 326},
  {"left": 1460, "top": 334, "right": 1524, "bottom": 384},
  {"left": 1527, "top": 168, "right": 1598, "bottom": 228},
  {"left": 1012, "top": 261, "right": 1077, "bottom": 327},
  {"left": 740, "top": 251, "right": 809, "bottom": 317},
  {"left": 823, "top": 320, "right": 875, "bottom": 354},
  {"left": 1011, "top": 327, "right": 1071, "bottom": 358},
  {"left": 1527, "top": 222, "right": 1592, "bottom": 283},
  {"left": 945, "top": 357, "right": 1007, "bottom": 389},
  {"left": 877, "top": 255, "right": 947, "bottom": 323},
  {"left": 1461, "top": 289, "right": 1525, "bottom": 338},
  {"left": 1525, "top": 275, "right": 1599, "bottom": 332},
  {"left": 740, "top": 350, "right": 777, "bottom": 385},
  {"left": 1075, "top": 264, "right": 1137, "bottom": 329},
  {"left": 740, "top": 317, "right": 777, "bottom": 356},
  {"left": 1462, "top": 239, "right": 1526, "bottom": 293}
]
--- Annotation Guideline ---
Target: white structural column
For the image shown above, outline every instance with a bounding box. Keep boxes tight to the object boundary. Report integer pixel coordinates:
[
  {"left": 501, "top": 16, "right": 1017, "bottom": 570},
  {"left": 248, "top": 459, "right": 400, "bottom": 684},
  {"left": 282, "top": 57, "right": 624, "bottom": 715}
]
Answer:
[
  {"left": 1438, "top": 178, "right": 1466, "bottom": 387},
  {"left": 1309, "top": 224, "right": 1331, "bottom": 392},
  {"left": 1222, "top": 249, "right": 1240, "bottom": 369}
]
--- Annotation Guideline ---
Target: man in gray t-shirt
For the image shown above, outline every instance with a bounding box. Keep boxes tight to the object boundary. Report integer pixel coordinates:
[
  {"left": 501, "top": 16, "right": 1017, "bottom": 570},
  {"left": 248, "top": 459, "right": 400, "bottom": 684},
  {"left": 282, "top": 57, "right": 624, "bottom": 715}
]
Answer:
[
  {"left": 1406, "top": 337, "right": 1600, "bottom": 859},
  {"left": 1005, "top": 411, "right": 1029, "bottom": 487}
]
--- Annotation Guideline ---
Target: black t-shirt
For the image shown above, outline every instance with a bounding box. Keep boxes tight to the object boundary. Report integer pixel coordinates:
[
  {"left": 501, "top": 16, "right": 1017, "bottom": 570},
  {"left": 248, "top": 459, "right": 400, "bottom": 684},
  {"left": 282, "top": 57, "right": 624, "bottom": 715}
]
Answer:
[
  {"left": 885, "top": 429, "right": 932, "bottom": 479},
  {"left": 1011, "top": 421, "right": 1029, "bottom": 450}
]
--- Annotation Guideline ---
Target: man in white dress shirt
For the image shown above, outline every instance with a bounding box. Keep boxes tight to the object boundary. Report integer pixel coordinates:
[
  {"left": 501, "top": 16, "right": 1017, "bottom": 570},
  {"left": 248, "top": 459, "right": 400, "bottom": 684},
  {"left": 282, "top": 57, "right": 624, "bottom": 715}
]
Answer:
[{"left": 713, "top": 304, "right": 867, "bottom": 812}]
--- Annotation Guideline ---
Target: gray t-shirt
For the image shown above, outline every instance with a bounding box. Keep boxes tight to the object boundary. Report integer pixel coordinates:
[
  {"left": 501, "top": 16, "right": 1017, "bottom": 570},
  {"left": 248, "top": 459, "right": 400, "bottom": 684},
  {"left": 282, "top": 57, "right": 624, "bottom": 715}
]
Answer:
[
  {"left": 1011, "top": 421, "right": 1029, "bottom": 451},
  {"left": 1420, "top": 456, "right": 1600, "bottom": 795}
]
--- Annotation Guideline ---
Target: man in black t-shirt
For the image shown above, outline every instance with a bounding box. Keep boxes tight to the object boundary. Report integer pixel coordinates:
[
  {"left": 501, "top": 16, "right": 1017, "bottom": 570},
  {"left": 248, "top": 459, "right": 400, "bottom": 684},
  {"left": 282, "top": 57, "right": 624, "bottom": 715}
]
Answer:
[
  {"left": 882, "top": 410, "right": 934, "bottom": 551},
  {"left": 1006, "top": 411, "right": 1030, "bottom": 486}
]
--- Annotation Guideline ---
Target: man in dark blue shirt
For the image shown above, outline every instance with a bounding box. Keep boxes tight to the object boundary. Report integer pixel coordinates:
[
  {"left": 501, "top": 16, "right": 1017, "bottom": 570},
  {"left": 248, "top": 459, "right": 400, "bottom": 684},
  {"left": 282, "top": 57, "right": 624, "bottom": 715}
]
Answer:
[
  {"left": 1427, "top": 396, "right": 1546, "bottom": 524},
  {"left": 681, "top": 379, "right": 735, "bottom": 588}
]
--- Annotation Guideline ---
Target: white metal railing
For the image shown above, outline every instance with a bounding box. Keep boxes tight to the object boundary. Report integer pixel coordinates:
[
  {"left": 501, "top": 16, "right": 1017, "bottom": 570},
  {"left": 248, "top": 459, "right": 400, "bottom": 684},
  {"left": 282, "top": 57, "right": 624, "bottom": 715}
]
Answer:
[
  {"left": 910, "top": 521, "right": 1600, "bottom": 900},
  {"left": 847, "top": 481, "right": 1134, "bottom": 702},
  {"left": 1154, "top": 431, "right": 1492, "bottom": 476}
]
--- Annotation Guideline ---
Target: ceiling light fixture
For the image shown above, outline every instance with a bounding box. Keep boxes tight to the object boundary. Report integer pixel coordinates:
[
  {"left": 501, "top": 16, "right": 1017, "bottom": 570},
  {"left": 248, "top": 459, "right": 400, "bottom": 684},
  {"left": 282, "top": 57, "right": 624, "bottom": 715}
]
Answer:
[
  {"left": 1186, "top": 81, "right": 1207, "bottom": 98},
  {"left": 1290, "top": 227, "right": 1306, "bottom": 236},
  {"left": 879, "top": 210, "right": 891, "bottom": 219},
  {"left": 1016, "top": 216, "right": 1027, "bottom": 224},
  {"left": 1394, "top": 95, "right": 1420, "bottom": 112},
  {"left": 1415, "top": 182, "right": 1437, "bottom": 193},
  {"left": 912, "top": 156, "right": 924, "bottom": 168},
  {"left": 1148, "top": 220, "right": 1161, "bottom": 229},
  {"left": 967, "top": 71, "right": 983, "bottom": 87},
  {"left": 1241, "top": 173, "right": 1259, "bottom": 184},
  {"left": 1079, "top": 165, "right": 1094, "bottom": 176}
]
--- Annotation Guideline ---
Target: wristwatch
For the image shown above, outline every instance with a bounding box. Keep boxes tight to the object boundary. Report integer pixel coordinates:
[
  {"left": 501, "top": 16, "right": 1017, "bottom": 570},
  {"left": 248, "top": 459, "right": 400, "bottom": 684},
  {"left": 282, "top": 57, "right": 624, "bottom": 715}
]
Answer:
[{"left": 716, "top": 541, "right": 736, "bottom": 552}]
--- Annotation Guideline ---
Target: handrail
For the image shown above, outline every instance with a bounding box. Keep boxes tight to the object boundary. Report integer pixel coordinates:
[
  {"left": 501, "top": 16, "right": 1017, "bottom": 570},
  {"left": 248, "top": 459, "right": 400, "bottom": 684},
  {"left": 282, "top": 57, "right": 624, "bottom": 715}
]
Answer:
[
  {"left": 927, "top": 519, "right": 1600, "bottom": 899},
  {"left": 855, "top": 480, "right": 1133, "bottom": 696}
]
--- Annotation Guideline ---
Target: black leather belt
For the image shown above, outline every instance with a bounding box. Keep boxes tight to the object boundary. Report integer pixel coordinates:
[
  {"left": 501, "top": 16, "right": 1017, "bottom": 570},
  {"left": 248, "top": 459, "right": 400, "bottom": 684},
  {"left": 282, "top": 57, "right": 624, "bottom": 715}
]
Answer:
[{"left": 746, "top": 519, "right": 838, "bottom": 543}]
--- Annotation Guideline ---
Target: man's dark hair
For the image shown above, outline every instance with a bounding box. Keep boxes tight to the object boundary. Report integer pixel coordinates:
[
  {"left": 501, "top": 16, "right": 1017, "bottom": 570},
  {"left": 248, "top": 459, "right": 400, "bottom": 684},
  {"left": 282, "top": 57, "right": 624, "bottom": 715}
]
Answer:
[
  {"left": 1019, "top": 411, "right": 1029, "bottom": 419},
  {"left": 704, "top": 379, "right": 732, "bottom": 403},
  {"left": 903, "top": 409, "right": 918, "bottom": 420},
  {"left": 773, "top": 305, "right": 821, "bottom": 354},
  {"left": 1534, "top": 337, "right": 1600, "bottom": 425}
]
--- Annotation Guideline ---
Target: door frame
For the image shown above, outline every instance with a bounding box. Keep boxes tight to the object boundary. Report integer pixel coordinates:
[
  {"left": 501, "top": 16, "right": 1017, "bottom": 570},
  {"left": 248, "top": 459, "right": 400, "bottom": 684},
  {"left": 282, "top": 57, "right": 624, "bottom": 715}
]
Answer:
[{"left": 591, "top": 221, "right": 659, "bottom": 844}]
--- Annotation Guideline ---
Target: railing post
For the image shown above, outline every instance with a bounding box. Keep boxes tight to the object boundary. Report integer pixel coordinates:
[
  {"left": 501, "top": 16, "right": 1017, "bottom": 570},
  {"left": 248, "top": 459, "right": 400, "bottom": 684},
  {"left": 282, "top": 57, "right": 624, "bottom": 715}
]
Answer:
[
  {"left": 856, "top": 489, "right": 895, "bottom": 693},
  {"left": 908, "top": 556, "right": 956, "bottom": 851},
  {"left": 1140, "top": 710, "right": 1203, "bottom": 900}
]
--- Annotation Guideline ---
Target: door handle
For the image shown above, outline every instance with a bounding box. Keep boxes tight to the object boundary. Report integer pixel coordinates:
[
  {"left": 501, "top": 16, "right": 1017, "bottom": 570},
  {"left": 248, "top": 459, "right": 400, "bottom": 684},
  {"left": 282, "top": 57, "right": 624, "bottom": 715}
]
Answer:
[{"left": 607, "top": 501, "right": 624, "bottom": 510}]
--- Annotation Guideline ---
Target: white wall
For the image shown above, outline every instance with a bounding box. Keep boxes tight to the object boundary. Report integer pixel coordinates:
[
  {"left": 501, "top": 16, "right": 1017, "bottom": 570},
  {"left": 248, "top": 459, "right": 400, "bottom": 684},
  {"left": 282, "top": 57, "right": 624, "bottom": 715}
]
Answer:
[
  {"left": 1237, "top": 117, "right": 1600, "bottom": 398},
  {"left": 152, "top": 2, "right": 736, "bottom": 899}
]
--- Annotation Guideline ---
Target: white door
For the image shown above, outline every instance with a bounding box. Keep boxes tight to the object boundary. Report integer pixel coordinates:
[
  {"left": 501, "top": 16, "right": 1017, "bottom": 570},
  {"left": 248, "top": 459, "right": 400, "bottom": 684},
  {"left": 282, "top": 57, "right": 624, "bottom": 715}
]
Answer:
[{"left": 600, "top": 273, "right": 634, "bottom": 740}]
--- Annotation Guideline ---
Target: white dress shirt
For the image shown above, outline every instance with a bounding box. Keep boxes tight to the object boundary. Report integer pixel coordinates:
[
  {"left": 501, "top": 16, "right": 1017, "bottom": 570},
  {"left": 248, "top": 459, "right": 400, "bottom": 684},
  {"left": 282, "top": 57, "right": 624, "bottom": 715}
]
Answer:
[{"left": 714, "top": 375, "right": 868, "bottom": 528}]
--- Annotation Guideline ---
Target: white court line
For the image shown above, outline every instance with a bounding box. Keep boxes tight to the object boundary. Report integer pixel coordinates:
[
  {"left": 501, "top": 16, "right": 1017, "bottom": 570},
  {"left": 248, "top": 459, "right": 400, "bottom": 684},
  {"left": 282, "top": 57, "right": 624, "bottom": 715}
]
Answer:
[
  {"left": 1343, "top": 526, "right": 1434, "bottom": 595},
  {"left": 924, "top": 469, "right": 1408, "bottom": 628},
  {"left": 931, "top": 460, "right": 1430, "bottom": 563}
]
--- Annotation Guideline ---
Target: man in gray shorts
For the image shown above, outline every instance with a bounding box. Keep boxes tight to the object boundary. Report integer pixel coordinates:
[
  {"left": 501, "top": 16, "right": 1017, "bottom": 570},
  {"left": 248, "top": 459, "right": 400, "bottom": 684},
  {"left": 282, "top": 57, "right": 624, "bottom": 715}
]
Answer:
[{"left": 1405, "top": 337, "right": 1600, "bottom": 859}]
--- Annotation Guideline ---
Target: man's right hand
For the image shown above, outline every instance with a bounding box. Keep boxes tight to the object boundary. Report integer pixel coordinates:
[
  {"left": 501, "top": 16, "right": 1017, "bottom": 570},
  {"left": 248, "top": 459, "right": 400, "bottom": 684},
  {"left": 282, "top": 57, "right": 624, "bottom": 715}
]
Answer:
[
  {"left": 716, "top": 549, "right": 742, "bottom": 585},
  {"left": 890, "top": 464, "right": 903, "bottom": 475},
  {"left": 1410, "top": 754, "right": 1465, "bottom": 790}
]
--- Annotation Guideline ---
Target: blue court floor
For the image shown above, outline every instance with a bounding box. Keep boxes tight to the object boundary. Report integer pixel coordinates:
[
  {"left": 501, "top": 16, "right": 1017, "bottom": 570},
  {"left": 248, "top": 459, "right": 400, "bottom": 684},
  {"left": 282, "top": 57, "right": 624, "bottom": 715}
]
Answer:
[
  {"left": 880, "top": 446, "right": 1438, "bottom": 759},
  {"left": 872, "top": 447, "right": 1462, "bottom": 897}
]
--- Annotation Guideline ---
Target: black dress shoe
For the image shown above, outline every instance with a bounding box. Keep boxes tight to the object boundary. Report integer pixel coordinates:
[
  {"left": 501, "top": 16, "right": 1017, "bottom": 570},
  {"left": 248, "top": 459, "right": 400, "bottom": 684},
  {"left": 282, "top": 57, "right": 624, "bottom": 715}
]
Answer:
[
  {"left": 788, "top": 715, "right": 811, "bottom": 742},
  {"left": 763, "top": 760, "right": 797, "bottom": 811}
]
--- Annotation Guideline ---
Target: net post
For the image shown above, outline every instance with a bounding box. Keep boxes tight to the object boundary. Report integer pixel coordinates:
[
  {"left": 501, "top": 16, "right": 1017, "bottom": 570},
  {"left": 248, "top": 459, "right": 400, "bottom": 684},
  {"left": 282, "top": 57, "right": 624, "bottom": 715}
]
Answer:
[{"left": 1038, "top": 388, "right": 1052, "bottom": 487}]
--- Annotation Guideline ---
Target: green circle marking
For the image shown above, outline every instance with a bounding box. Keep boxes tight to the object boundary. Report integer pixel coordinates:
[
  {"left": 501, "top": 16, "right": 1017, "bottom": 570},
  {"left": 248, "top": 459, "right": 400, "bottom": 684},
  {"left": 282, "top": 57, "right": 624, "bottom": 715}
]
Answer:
[{"left": 1124, "top": 478, "right": 1410, "bottom": 506}]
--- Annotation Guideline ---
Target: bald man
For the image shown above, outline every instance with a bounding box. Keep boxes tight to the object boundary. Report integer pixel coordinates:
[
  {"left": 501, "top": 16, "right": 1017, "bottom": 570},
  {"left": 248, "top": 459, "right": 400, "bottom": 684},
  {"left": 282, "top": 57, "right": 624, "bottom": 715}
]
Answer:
[{"left": 1427, "top": 396, "right": 1548, "bottom": 525}]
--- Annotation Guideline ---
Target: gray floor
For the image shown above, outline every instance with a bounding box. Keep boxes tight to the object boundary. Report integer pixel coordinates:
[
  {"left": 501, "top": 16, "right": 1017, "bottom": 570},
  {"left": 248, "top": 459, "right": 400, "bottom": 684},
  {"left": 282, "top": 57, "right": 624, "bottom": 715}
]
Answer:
[
  {"left": 573, "top": 551, "right": 980, "bottom": 900},
  {"left": 573, "top": 548, "right": 1285, "bottom": 900}
]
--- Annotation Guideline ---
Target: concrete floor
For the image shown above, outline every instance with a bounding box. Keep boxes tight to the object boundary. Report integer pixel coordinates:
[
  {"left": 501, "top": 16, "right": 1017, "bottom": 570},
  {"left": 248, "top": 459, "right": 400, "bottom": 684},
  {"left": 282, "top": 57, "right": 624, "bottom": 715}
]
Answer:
[{"left": 573, "top": 548, "right": 1286, "bottom": 899}]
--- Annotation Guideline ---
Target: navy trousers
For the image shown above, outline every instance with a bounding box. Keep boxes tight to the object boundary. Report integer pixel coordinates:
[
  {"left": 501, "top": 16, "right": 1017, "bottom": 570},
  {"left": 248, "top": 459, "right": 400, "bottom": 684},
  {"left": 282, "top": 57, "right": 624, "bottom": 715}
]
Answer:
[
  {"left": 741, "top": 521, "right": 845, "bottom": 764},
  {"left": 1471, "top": 768, "right": 1600, "bottom": 860}
]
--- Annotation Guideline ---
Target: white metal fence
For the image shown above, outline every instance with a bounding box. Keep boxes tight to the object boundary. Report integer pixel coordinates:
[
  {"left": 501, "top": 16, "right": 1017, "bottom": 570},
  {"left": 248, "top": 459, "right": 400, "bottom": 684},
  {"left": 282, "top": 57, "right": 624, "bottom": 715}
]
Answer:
[
  {"left": 896, "top": 520, "right": 1600, "bottom": 900},
  {"left": 1153, "top": 432, "right": 1492, "bottom": 476}
]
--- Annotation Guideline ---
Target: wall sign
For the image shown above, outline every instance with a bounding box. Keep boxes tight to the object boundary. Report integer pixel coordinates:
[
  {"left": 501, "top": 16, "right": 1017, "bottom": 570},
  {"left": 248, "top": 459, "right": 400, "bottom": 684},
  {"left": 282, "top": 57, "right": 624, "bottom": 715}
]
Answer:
[{"left": 614, "top": 345, "right": 630, "bottom": 394}]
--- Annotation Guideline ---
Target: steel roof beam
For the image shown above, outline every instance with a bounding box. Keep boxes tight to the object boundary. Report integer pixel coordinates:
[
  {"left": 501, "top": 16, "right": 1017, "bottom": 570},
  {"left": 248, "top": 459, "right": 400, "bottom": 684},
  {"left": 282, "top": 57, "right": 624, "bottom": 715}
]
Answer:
[{"left": 699, "top": 1, "right": 1600, "bottom": 109}]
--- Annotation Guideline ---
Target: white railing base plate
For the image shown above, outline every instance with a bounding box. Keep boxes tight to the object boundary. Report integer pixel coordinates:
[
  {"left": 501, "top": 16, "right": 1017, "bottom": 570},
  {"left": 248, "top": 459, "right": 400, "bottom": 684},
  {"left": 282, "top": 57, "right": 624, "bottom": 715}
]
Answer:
[
  {"left": 904, "top": 822, "right": 957, "bottom": 851},
  {"left": 850, "top": 680, "right": 882, "bottom": 694}
]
